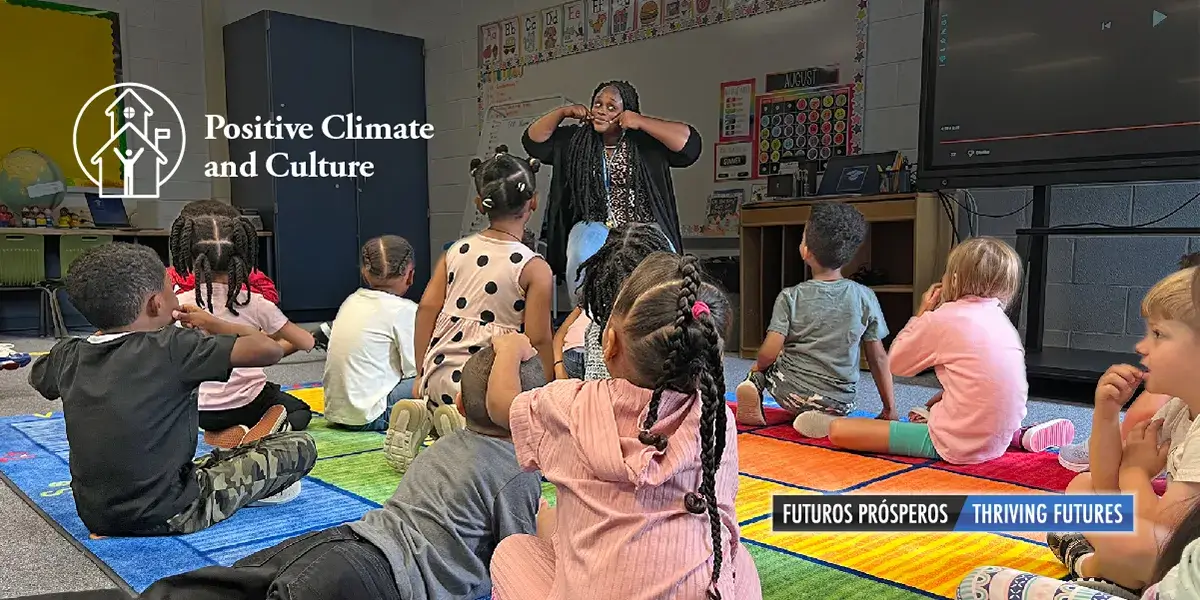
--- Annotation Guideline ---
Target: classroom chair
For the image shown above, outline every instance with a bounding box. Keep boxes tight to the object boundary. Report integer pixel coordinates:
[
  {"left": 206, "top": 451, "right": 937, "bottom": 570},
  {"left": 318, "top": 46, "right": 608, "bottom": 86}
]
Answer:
[
  {"left": 40, "top": 233, "right": 114, "bottom": 337},
  {"left": 0, "top": 232, "right": 63, "bottom": 338}
]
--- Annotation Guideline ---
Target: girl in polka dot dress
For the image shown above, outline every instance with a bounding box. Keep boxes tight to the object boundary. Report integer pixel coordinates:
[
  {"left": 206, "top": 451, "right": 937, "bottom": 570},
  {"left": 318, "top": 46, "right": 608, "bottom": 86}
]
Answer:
[{"left": 383, "top": 146, "right": 555, "bottom": 473}]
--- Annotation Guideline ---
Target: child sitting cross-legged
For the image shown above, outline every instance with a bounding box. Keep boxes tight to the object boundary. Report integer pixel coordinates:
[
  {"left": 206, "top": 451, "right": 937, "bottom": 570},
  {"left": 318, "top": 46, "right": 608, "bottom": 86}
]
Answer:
[
  {"left": 172, "top": 214, "right": 315, "bottom": 450},
  {"left": 322, "top": 235, "right": 420, "bottom": 431},
  {"left": 1048, "top": 267, "right": 1200, "bottom": 595},
  {"left": 486, "top": 252, "right": 762, "bottom": 600},
  {"left": 794, "top": 236, "right": 1075, "bottom": 463},
  {"left": 29, "top": 242, "right": 316, "bottom": 536},
  {"left": 140, "top": 344, "right": 547, "bottom": 600},
  {"left": 736, "top": 200, "right": 897, "bottom": 427}
]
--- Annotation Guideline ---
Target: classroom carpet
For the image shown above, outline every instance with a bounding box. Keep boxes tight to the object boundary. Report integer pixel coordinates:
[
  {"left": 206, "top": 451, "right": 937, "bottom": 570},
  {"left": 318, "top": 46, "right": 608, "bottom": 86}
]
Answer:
[{"left": 0, "top": 384, "right": 1075, "bottom": 598}]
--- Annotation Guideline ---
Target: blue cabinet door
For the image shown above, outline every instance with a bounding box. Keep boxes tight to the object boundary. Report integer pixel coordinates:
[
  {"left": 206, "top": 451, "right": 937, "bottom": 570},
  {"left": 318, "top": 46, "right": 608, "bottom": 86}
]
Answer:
[
  {"left": 350, "top": 27, "right": 430, "bottom": 301},
  {"left": 266, "top": 12, "right": 359, "bottom": 313}
]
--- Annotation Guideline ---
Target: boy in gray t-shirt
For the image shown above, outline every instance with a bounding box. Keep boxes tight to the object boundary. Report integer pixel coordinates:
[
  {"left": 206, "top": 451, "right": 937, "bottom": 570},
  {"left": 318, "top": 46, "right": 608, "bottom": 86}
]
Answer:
[
  {"left": 141, "top": 347, "right": 545, "bottom": 600},
  {"left": 735, "top": 201, "right": 897, "bottom": 427}
]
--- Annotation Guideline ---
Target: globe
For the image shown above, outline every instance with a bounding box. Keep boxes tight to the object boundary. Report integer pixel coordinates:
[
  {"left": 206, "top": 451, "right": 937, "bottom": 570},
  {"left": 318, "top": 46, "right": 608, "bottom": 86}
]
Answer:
[{"left": 0, "top": 148, "right": 68, "bottom": 213}]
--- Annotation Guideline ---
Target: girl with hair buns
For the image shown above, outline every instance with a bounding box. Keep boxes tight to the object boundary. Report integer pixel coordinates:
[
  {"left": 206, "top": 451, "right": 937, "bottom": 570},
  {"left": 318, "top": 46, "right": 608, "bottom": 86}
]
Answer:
[
  {"left": 384, "top": 146, "right": 555, "bottom": 474},
  {"left": 486, "top": 251, "right": 762, "bottom": 600},
  {"left": 322, "top": 235, "right": 421, "bottom": 431},
  {"left": 523, "top": 80, "right": 701, "bottom": 304}
]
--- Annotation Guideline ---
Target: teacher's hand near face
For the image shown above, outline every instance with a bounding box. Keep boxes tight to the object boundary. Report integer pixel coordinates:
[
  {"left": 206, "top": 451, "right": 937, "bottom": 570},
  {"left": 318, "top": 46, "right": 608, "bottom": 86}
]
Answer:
[
  {"left": 561, "top": 104, "right": 590, "bottom": 121},
  {"left": 614, "top": 110, "right": 643, "bottom": 130}
]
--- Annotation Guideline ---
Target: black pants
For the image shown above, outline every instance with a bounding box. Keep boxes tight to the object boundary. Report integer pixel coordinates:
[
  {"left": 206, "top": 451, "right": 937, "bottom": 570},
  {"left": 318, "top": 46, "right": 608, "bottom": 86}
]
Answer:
[
  {"left": 198, "top": 382, "right": 312, "bottom": 432},
  {"left": 139, "top": 526, "right": 402, "bottom": 600}
]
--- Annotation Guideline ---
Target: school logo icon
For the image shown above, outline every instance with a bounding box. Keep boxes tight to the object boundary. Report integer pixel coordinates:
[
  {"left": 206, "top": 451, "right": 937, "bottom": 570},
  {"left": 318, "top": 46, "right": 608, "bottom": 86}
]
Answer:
[{"left": 73, "top": 83, "right": 186, "bottom": 198}]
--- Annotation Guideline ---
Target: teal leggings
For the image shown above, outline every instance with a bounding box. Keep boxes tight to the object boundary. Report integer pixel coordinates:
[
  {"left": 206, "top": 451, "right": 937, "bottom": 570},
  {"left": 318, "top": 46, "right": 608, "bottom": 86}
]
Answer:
[{"left": 887, "top": 421, "right": 941, "bottom": 459}]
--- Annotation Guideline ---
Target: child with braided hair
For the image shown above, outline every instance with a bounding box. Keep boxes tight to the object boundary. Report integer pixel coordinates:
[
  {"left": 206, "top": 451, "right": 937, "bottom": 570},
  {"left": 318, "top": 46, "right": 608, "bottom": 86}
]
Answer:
[
  {"left": 385, "top": 146, "right": 555, "bottom": 474},
  {"left": 323, "top": 235, "right": 420, "bottom": 431},
  {"left": 167, "top": 199, "right": 278, "bottom": 303},
  {"left": 173, "top": 214, "right": 315, "bottom": 450},
  {"left": 486, "top": 252, "right": 762, "bottom": 600},
  {"left": 552, "top": 221, "right": 673, "bottom": 380}
]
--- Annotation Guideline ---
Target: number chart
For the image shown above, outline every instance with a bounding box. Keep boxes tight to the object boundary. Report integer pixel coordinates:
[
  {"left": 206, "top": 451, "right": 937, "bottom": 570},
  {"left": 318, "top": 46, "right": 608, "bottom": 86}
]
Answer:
[{"left": 754, "top": 84, "right": 855, "bottom": 177}]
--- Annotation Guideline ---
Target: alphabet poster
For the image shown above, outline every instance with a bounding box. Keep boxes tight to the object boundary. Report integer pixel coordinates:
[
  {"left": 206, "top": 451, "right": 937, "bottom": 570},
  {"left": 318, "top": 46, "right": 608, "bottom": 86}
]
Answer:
[
  {"left": 479, "top": 23, "right": 500, "bottom": 66},
  {"left": 610, "top": 0, "right": 633, "bottom": 35},
  {"left": 500, "top": 18, "right": 519, "bottom": 61},
  {"left": 587, "top": 0, "right": 610, "bottom": 40},
  {"left": 520, "top": 13, "right": 541, "bottom": 58},
  {"left": 541, "top": 6, "right": 561, "bottom": 50},
  {"left": 636, "top": 0, "right": 661, "bottom": 29},
  {"left": 694, "top": 0, "right": 715, "bottom": 19},
  {"left": 563, "top": 1, "right": 586, "bottom": 47},
  {"left": 664, "top": 0, "right": 692, "bottom": 25}
]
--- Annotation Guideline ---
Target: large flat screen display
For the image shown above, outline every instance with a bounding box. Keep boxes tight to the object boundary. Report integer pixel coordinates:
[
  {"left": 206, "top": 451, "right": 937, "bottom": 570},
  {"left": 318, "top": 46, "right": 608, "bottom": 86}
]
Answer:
[{"left": 917, "top": 0, "right": 1200, "bottom": 188}]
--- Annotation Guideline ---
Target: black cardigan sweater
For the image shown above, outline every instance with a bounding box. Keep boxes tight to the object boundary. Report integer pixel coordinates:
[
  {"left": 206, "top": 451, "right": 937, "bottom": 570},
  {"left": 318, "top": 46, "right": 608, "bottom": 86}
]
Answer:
[{"left": 522, "top": 123, "right": 703, "bottom": 278}]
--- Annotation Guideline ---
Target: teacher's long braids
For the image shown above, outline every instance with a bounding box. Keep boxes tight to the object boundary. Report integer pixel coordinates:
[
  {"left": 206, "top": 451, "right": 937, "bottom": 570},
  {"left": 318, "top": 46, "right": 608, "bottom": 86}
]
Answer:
[
  {"left": 610, "top": 252, "right": 732, "bottom": 599},
  {"left": 565, "top": 80, "right": 656, "bottom": 219},
  {"left": 170, "top": 215, "right": 259, "bottom": 316},
  {"left": 575, "top": 221, "right": 672, "bottom": 327}
]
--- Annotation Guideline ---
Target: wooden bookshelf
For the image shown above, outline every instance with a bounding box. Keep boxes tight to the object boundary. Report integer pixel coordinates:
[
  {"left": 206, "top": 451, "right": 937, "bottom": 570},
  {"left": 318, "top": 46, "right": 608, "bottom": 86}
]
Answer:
[{"left": 739, "top": 192, "right": 956, "bottom": 359}]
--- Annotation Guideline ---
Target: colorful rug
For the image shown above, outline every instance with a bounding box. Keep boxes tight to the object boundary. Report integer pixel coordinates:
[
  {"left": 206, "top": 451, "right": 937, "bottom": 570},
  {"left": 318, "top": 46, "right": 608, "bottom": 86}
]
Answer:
[{"left": 0, "top": 385, "right": 1074, "bottom": 597}]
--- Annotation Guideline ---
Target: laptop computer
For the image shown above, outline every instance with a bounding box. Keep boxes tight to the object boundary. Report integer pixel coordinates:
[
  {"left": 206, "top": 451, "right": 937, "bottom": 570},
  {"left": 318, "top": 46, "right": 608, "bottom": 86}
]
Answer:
[{"left": 84, "top": 193, "right": 132, "bottom": 229}]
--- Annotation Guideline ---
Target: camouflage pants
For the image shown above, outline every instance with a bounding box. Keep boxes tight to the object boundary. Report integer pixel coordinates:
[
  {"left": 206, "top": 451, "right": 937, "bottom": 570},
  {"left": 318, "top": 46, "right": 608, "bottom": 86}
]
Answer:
[
  {"left": 744, "top": 367, "right": 853, "bottom": 416},
  {"left": 166, "top": 431, "right": 317, "bottom": 535}
]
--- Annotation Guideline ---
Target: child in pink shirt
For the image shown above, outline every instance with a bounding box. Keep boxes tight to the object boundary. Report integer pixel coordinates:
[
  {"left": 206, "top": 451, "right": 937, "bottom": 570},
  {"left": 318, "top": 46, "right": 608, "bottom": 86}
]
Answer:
[
  {"left": 794, "top": 237, "right": 1075, "bottom": 464},
  {"left": 172, "top": 214, "right": 315, "bottom": 449},
  {"left": 485, "top": 252, "right": 762, "bottom": 600}
]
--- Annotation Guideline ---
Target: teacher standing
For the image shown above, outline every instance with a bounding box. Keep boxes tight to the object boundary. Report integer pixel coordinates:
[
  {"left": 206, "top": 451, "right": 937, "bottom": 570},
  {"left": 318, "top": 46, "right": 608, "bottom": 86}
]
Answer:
[{"left": 522, "top": 80, "right": 702, "bottom": 304}]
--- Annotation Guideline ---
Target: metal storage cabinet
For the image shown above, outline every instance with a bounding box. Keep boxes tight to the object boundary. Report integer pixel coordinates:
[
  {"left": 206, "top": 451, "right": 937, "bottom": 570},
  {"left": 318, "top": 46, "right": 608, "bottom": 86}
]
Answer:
[{"left": 224, "top": 11, "right": 429, "bottom": 322}]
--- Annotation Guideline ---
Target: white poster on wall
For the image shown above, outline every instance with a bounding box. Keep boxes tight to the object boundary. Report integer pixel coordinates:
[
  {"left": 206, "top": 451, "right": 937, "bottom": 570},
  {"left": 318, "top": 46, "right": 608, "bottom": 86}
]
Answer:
[
  {"left": 500, "top": 17, "right": 519, "bottom": 61},
  {"left": 563, "top": 1, "right": 586, "bottom": 47},
  {"left": 587, "top": 0, "right": 610, "bottom": 40},
  {"left": 714, "top": 141, "right": 753, "bottom": 181},
  {"left": 541, "top": 6, "right": 562, "bottom": 50},
  {"left": 520, "top": 13, "right": 541, "bottom": 58},
  {"left": 610, "top": 0, "right": 633, "bottom": 35}
]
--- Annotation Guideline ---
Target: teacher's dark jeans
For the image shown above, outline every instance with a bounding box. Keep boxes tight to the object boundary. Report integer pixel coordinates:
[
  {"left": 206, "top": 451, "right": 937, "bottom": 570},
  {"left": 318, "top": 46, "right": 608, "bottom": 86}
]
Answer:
[{"left": 139, "top": 526, "right": 402, "bottom": 600}]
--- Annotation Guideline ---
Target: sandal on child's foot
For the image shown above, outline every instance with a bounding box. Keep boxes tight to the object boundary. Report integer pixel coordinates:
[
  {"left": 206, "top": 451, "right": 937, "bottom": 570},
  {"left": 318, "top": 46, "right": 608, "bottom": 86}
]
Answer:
[
  {"left": 242, "top": 405, "right": 289, "bottom": 445},
  {"left": 204, "top": 425, "right": 249, "bottom": 449},
  {"left": 1021, "top": 419, "right": 1076, "bottom": 452},
  {"left": 1047, "top": 532, "right": 1095, "bottom": 576},
  {"left": 794, "top": 411, "right": 836, "bottom": 439},
  {"left": 907, "top": 407, "right": 930, "bottom": 423},
  {"left": 384, "top": 400, "right": 433, "bottom": 474},
  {"left": 735, "top": 380, "right": 767, "bottom": 427}
]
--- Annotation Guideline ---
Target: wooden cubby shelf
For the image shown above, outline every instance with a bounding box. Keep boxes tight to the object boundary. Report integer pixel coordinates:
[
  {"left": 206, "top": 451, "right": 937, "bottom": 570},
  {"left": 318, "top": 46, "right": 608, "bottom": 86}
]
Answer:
[{"left": 739, "top": 192, "right": 956, "bottom": 360}]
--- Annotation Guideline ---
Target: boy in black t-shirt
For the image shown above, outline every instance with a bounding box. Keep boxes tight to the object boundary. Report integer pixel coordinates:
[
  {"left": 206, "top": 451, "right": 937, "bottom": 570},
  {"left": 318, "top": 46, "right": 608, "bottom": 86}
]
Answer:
[{"left": 29, "top": 242, "right": 318, "bottom": 536}]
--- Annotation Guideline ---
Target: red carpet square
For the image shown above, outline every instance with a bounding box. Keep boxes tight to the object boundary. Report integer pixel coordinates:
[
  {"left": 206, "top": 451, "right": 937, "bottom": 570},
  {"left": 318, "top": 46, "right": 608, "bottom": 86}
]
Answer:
[
  {"left": 931, "top": 451, "right": 1077, "bottom": 492},
  {"left": 750, "top": 425, "right": 928, "bottom": 465},
  {"left": 728, "top": 402, "right": 793, "bottom": 431}
]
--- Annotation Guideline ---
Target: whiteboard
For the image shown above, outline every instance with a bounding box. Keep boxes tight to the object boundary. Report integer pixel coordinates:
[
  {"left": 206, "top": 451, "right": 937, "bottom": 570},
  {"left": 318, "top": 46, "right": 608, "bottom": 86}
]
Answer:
[
  {"left": 460, "top": 95, "right": 578, "bottom": 239},
  {"left": 475, "top": 1, "right": 865, "bottom": 230}
]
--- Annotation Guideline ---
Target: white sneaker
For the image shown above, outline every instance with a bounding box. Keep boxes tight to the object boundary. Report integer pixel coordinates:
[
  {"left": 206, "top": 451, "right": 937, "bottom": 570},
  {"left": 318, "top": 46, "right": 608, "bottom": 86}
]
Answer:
[
  {"left": 250, "top": 481, "right": 302, "bottom": 506},
  {"left": 794, "top": 411, "right": 837, "bottom": 439},
  {"left": 384, "top": 400, "right": 433, "bottom": 474},
  {"left": 432, "top": 404, "right": 466, "bottom": 438}
]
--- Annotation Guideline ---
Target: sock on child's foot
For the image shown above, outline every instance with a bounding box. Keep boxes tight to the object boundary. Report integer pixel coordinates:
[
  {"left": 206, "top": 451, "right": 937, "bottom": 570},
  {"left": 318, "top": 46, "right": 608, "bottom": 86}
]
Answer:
[
  {"left": 1018, "top": 419, "right": 1076, "bottom": 452},
  {"left": 794, "top": 412, "right": 836, "bottom": 438}
]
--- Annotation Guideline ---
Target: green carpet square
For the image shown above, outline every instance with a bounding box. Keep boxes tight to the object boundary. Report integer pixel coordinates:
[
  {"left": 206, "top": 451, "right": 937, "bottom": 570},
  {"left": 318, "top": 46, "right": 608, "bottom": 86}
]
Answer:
[
  {"left": 307, "top": 418, "right": 388, "bottom": 459},
  {"left": 309, "top": 450, "right": 400, "bottom": 504},
  {"left": 746, "top": 543, "right": 924, "bottom": 599}
]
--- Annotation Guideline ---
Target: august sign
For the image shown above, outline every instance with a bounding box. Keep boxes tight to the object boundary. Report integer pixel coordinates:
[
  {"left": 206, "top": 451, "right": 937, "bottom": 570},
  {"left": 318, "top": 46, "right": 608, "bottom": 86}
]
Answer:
[{"left": 765, "top": 66, "right": 840, "bottom": 92}]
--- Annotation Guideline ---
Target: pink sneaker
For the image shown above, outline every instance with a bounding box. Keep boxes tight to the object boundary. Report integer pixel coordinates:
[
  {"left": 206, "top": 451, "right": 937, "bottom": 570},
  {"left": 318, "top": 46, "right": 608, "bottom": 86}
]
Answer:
[{"left": 1021, "top": 419, "right": 1076, "bottom": 452}]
